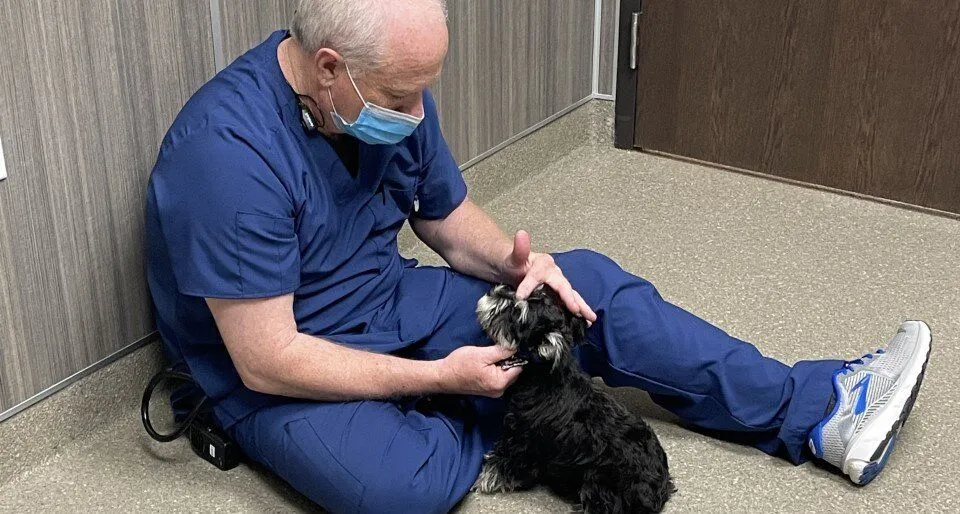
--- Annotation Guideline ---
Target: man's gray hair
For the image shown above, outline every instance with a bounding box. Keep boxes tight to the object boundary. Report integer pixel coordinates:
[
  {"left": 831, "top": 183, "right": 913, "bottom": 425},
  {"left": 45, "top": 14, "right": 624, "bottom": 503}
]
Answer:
[{"left": 291, "top": 0, "right": 447, "bottom": 74}]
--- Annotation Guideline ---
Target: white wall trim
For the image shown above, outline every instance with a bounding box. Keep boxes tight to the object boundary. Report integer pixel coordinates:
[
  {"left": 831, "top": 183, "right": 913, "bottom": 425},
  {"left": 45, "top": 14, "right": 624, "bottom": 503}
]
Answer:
[
  {"left": 209, "top": 0, "right": 226, "bottom": 72},
  {"left": 591, "top": 0, "right": 603, "bottom": 96},
  {"left": 460, "top": 95, "right": 595, "bottom": 171},
  {"left": 0, "top": 332, "right": 159, "bottom": 424},
  {"left": 0, "top": 135, "right": 7, "bottom": 181},
  {"left": 593, "top": 93, "right": 615, "bottom": 102}
]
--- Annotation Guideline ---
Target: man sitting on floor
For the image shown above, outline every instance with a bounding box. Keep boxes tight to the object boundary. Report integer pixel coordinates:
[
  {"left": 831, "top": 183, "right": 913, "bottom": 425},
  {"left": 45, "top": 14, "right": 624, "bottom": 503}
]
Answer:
[{"left": 145, "top": 0, "right": 931, "bottom": 511}]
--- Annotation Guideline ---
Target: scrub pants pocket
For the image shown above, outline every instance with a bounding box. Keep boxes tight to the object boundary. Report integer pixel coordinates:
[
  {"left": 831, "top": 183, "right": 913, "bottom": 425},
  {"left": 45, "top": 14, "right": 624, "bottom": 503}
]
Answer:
[
  {"left": 229, "top": 402, "right": 366, "bottom": 513},
  {"left": 228, "top": 398, "right": 492, "bottom": 514},
  {"left": 283, "top": 417, "right": 366, "bottom": 512}
]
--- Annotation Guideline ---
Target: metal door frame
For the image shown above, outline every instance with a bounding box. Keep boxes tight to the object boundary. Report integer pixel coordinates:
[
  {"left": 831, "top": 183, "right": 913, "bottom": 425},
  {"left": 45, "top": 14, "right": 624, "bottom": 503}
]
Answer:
[{"left": 614, "top": 0, "right": 642, "bottom": 149}]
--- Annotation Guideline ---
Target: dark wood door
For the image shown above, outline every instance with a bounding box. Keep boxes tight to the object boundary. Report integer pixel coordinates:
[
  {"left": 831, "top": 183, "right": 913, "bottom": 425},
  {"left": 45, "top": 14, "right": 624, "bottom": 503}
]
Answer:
[{"left": 624, "top": 0, "right": 960, "bottom": 215}]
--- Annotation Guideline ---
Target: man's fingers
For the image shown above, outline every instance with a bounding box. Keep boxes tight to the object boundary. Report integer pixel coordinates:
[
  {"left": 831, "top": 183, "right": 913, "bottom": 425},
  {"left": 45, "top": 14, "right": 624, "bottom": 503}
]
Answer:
[
  {"left": 482, "top": 343, "right": 516, "bottom": 362},
  {"left": 515, "top": 272, "right": 541, "bottom": 300},
  {"left": 516, "top": 255, "right": 554, "bottom": 298},
  {"left": 545, "top": 273, "right": 581, "bottom": 317},
  {"left": 573, "top": 290, "right": 597, "bottom": 322},
  {"left": 502, "top": 366, "right": 523, "bottom": 384},
  {"left": 514, "top": 255, "right": 595, "bottom": 325},
  {"left": 509, "top": 230, "right": 531, "bottom": 268}
]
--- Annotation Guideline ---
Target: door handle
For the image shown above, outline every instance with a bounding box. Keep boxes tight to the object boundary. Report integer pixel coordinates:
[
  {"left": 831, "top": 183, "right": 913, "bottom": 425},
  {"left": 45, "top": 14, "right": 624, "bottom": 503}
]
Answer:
[{"left": 630, "top": 11, "right": 640, "bottom": 70}]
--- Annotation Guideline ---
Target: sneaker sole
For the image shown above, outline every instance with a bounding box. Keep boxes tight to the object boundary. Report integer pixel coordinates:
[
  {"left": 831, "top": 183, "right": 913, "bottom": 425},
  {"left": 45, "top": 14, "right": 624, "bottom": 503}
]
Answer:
[{"left": 843, "top": 320, "right": 932, "bottom": 485}]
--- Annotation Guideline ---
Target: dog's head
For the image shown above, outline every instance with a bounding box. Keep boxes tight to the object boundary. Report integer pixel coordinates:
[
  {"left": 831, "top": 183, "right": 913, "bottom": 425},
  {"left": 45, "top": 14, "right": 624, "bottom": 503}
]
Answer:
[{"left": 476, "top": 284, "right": 588, "bottom": 369}]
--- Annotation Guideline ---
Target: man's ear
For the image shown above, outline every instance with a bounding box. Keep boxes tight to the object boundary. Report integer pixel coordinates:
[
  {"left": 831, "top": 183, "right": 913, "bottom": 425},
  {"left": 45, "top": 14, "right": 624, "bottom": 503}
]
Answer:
[{"left": 314, "top": 48, "right": 344, "bottom": 88}]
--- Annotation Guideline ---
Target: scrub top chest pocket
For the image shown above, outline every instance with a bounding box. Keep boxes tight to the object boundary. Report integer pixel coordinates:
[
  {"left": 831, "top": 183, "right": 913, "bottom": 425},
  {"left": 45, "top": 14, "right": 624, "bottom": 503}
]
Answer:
[
  {"left": 383, "top": 151, "right": 421, "bottom": 211},
  {"left": 372, "top": 150, "right": 422, "bottom": 231},
  {"left": 365, "top": 150, "right": 422, "bottom": 271}
]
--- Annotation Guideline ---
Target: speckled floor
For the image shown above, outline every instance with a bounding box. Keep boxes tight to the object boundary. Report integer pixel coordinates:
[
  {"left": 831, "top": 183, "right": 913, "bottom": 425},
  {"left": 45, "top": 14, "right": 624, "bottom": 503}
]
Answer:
[{"left": 1, "top": 101, "right": 958, "bottom": 513}]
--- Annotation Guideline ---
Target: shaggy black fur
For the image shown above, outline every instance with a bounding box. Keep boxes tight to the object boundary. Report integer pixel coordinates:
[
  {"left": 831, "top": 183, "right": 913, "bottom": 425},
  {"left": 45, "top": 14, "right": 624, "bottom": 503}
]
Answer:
[{"left": 473, "top": 284, "right": 675, "bottom": 513}]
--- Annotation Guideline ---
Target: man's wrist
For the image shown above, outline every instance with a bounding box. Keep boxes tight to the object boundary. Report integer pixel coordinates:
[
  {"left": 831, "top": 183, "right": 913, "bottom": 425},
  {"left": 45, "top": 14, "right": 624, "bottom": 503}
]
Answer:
[{"left": 424, "top": 357, "right": 453, "bottom": 394}]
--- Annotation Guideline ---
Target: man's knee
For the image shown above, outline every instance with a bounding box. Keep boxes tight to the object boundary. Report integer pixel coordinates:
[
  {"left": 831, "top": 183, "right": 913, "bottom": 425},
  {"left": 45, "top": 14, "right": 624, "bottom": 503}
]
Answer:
[
  {"left": 554, "top": 248, "right": 626, "bottom": 276},
  {"left": 359, "top": 467, "right": 454, "bottom": 514},
  {"left": 357, "top": 422, "right": 466, "bottom": 514},
  {"left": 554, "top": 248, "right": 651, "bottom": 293}
]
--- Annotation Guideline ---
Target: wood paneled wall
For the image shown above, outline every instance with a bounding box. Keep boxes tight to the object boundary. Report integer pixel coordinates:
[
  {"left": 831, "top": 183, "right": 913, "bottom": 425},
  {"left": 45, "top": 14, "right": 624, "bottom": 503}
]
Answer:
[
  {"left": 434, "top": 0, "right": 595, "bottom": 163},
  {"left": 0, "top": 1, "right": 215, "bottom": 413},
  {"left": 220, "top": 0, "right": 298, "bottom": 67},
  {"left": 598, "top": 0, "right": 617, "bottom": 96},
  {"left": 0, "top": 0, "right": 597, "bottom": 418},
  {"left": 218, "top": 0, "right": 596, "bottom": 164}
]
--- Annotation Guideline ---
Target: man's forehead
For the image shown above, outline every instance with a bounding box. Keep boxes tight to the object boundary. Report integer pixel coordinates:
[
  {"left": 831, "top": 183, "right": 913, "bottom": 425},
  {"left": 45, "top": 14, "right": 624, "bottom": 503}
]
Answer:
[
  {"left": 365, "top": 28, "right": 446, "bottom": 94},
  {"left": 376, "top": 59, "right": 443, "bottom": 91}
]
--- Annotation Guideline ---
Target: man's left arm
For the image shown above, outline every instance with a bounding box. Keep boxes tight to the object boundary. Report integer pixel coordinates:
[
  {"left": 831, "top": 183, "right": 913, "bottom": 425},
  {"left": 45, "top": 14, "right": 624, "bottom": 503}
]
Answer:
[
  {"left": 410, "top": 199, "right": 597, "bottom": 322},
  {"left": 411, "top": 90, "right": 594, "bottom": 320},
  {"left": 410, "top": 197, "right": 511, "bottom": 283}
]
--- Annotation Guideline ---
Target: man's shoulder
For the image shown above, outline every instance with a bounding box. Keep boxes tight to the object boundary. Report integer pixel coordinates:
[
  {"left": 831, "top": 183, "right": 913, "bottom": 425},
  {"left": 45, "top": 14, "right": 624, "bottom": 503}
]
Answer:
[
  {"left": 150, "top": 75, "right": 293, "bottom": 194},
  {"left": 165, "top": 76, "right": 279, "bottom": 147},
  {"left": 162, "top": 36, "right": 291, "bottom": 157}
]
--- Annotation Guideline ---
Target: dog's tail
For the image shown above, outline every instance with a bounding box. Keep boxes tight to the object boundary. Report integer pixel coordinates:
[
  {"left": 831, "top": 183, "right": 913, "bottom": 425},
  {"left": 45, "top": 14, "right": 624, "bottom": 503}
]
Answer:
[
  {"left": 627, "top": 471, "right": 675, "bottom": 513},
  {"left": 580, "top": 466, "right": 675, "bottom": 514},
  {"left": 650, "top": 474, "right": 677, "bottom": 513}
]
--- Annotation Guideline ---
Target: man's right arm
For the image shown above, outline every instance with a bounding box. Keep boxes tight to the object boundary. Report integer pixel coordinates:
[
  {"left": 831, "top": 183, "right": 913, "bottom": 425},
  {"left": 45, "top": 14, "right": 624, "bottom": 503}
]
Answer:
[{"left": 206, "top": 295, "right": 521, "bottom": 401}]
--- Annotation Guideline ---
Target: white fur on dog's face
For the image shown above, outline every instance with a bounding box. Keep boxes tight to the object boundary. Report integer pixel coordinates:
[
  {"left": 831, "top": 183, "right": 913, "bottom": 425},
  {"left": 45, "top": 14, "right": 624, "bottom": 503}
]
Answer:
[
  {"left": 539, "top": 332, "right": 566, "bottom": 362},
  {"left": 476, "top": 285, "right": 511, "bottom": 323},
  {"left": 477, "top": 285, "right": 577, "bottom": 371},
  {"left": 476, "top": 285, "right": 518, "bottom": 350},
  {"left": 516, "top": 299, "right": 529, "bottom": 323}
]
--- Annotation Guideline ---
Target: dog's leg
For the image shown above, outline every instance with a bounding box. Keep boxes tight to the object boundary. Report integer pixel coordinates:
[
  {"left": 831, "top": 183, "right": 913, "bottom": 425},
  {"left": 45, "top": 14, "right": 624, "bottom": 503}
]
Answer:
[
  {"left": 471, "top": 448, "right": 537, "bottom": 494},
  {"left": 580, "top": 457, "right": 673, "bottom": 514},
  {"left": 579, "top": 468, "right": 627, "bottom": 514}
]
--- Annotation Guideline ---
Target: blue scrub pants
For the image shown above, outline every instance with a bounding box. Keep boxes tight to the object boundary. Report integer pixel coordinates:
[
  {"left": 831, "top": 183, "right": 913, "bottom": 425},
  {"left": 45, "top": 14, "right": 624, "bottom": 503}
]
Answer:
[{"left": 226, "top": 250, "right": 842, "bottom": 513}]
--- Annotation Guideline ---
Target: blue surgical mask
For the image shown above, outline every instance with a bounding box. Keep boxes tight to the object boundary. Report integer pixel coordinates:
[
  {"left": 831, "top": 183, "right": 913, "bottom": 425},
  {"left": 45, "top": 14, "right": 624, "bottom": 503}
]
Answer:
[{"left": 328, "top": 63, "right": 423, "bottom": 145}]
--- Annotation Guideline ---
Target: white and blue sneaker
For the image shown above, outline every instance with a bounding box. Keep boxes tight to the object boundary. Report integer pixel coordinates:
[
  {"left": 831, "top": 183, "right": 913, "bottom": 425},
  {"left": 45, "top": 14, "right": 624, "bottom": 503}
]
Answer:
[{"left": 808, "top": 320, "right": 931, "bottom": 485}]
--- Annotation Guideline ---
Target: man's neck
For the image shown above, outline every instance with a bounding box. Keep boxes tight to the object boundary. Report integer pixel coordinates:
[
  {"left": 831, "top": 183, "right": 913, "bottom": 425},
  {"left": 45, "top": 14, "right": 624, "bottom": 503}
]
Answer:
[
  {"left": 277, "top": 38, "right": 310, "bottom": 95},
  {"left": 277, "top": 39, "right": 334, "bottom": 136}
]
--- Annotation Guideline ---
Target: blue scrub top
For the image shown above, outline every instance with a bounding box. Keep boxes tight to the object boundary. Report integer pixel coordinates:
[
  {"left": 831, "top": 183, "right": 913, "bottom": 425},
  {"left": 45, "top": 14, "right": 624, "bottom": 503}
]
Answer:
[{"left": 145, "top": 30, "right": 467, "bottom": 426}]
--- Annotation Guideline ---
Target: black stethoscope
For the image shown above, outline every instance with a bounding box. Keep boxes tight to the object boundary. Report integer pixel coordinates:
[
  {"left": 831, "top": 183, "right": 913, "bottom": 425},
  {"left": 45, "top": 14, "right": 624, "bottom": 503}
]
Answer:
[{"left": 297, "top": 94, "right": 322, "bottom": 134}]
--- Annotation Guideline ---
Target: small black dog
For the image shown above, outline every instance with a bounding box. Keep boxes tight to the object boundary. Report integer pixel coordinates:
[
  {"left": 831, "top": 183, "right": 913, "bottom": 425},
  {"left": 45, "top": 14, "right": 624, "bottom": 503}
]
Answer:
[{"left": 473, "top": 284, "right": 675, "bottom": 513}]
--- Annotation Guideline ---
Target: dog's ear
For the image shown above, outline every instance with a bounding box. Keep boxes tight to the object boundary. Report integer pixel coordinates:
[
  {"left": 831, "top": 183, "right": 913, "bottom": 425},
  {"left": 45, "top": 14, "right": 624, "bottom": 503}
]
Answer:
[
  {"left": 477, "top": 285, "right": 517, "bottom": 330},
  {"left": 511, "top": 300, "right": 535, "bottom": 345},
  {"left": 567, "top": 312, "right": 588, "bottom": 345}
]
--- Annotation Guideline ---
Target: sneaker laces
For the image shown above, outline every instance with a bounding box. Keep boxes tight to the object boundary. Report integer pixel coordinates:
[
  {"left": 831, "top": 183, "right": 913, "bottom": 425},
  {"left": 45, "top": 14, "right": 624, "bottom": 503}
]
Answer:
[{"left": 841, "top": 348, "right": 885, "bottom": 375}]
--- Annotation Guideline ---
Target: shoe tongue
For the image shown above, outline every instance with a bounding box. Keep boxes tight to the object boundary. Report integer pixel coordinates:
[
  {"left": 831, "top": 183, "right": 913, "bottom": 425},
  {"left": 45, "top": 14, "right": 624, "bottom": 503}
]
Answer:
[{"left": 848, "top": 353, "right": 877, "bottom": 372}]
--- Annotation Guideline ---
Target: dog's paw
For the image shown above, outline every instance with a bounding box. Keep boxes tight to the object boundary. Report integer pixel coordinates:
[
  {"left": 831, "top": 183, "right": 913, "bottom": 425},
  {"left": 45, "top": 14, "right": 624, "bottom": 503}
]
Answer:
[
  {"left": 472, "top": 461, "right": 509, "bottom": 494},
  {"left": 472, "top": 454, "right": 530, "bottom": 494}
]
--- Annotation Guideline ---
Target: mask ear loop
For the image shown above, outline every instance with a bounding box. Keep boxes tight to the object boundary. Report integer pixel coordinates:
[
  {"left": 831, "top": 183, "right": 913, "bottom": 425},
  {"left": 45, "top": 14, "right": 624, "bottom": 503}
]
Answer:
[
  {"left": 327, "top": 88, "right": 343, "bottom": 120},
  {"left": 342, "top": 61, "right": 368, "bottom": 106},
  {"left": 330, "top": 60, "right": 425, "bottom": 125},
  {"left": 328, "top": 60, "right": 367, "bottom": 125}
]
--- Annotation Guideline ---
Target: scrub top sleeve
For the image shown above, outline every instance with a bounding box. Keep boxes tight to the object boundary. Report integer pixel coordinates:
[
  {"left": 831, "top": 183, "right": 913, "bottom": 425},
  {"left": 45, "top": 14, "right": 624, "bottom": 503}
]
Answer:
[
  {"left": 153, "top": 126, "right": 301, "bottom": 299},
  {"left": 412, "top": 90, "right": 468, "bottom": 220}
]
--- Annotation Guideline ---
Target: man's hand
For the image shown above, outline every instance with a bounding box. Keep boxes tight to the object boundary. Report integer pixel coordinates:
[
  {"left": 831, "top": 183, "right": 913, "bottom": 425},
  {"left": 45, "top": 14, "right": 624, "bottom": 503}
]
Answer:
[
  {"left": 439, "top": 345, "right": 523, "bottom": 397},
  {"left": 411, "top": 200, "right": 597, "bottom": 323},
  {"left": 501, "top": 230, "right": 598, "bottom": 324}
]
